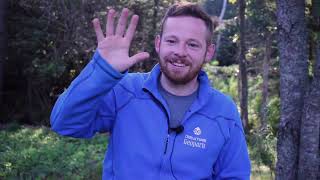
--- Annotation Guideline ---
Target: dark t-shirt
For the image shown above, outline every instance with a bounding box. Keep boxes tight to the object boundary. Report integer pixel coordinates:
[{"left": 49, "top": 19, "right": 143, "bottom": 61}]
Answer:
[{"left": 158, "top": 81, "right": 198, "bottom": 128}]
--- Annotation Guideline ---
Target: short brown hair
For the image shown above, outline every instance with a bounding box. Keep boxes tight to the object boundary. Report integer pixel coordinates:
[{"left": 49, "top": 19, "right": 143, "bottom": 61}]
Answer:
[{"left": 160, "top": 3, "right": 214, "bottom": 44}]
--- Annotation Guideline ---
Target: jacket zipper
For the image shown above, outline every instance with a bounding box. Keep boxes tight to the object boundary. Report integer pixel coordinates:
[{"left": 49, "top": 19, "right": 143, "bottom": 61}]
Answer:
[{"left": 164, "top": 134, "right": 170, "bottom": 154}]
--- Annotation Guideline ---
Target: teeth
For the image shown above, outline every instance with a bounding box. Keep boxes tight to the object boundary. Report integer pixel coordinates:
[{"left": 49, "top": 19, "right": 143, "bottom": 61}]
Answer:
[{"left": 172, "top": 62, "right": 186, "bottom": 67}]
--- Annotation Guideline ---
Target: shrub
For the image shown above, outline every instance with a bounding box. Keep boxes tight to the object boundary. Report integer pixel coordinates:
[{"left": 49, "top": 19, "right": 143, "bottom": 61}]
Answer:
[
  {"left": 0, "top": 126, "right": 107, "bottom": 179},
  {"left": 248, "top": 127, "right": 277, "bottom": 175}
]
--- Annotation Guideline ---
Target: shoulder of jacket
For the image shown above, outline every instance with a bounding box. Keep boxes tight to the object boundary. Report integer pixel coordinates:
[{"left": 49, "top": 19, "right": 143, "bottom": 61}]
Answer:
[
  {"left": 115, "top": 72, "right": 150, "bottom": 94},
  {"left": 199, "top": 88, "right": 242, "bottom": 127},
  {"left": 198, "top": 88, "right": 244, "bottom": 140},
  {"left": 208, "top": 87, "right": 237, "bottom": 114}
]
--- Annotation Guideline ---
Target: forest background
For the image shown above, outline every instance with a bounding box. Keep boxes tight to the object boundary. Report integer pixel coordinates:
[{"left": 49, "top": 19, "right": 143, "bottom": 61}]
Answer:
[{"left": 0, "top": 0, "right": 319, "bottom": 179}]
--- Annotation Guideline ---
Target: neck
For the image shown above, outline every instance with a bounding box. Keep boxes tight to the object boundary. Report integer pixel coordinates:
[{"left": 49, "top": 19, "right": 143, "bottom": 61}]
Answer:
[{"left": 160, "top": 74, "right": 199, "bottom": 96}]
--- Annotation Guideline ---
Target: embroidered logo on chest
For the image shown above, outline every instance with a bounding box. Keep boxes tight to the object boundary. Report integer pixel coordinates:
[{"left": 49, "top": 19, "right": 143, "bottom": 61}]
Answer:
[
  {"left": 183, "top": 127, "right": 207, "bottom": 149},
  {"left": 193, "top": 127, "right": 201, "bottom": 135}
]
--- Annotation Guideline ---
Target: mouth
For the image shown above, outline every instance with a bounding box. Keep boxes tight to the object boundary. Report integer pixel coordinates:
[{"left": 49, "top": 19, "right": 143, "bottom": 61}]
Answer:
[{"left": 171, "top": 62, "right": 187, "bottom": 67}]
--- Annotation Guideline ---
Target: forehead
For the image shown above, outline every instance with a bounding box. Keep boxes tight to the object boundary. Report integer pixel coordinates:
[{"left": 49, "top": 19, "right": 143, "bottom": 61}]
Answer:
[{"left": 162, "top": 16, "right": 207, "bottom": 42}]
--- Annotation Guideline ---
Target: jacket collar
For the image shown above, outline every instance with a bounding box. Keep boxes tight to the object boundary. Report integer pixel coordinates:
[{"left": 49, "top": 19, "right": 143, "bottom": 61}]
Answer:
[{"left": 142, "top": 64, "right": 212, "bottom": 108}]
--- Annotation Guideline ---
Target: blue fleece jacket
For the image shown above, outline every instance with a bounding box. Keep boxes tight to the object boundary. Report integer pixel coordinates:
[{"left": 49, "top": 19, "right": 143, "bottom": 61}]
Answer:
[{"left": 51, "top": 51, "right": 251, "bottom": 180}]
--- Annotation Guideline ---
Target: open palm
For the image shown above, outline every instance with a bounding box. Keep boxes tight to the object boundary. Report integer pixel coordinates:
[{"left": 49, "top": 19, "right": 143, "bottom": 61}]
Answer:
[{"left": 92, "top": 8, "right": 149, "bottom": 72}]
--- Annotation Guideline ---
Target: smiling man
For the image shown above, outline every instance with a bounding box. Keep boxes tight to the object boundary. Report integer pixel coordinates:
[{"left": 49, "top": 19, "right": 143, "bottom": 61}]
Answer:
[
  {"left": 156, "top": 15, "right": 214, "bottom": 95},
  {"left": 51, "top": 3, "right": 251, "bottom": 180}
]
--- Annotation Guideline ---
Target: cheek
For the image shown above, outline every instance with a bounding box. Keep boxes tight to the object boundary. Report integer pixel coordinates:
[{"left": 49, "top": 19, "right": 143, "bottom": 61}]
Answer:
[
  {"left": 188, "top": 50, "right": 206, "bottom": 60},
  {"left": 159, "top": 47, "right": 171, "bottom": 57}
]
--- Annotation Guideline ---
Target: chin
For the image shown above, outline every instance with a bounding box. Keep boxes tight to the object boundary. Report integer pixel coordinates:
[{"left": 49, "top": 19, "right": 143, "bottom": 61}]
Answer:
[{"left": 165, "top": 73, "right": 197, "bottom": 85}]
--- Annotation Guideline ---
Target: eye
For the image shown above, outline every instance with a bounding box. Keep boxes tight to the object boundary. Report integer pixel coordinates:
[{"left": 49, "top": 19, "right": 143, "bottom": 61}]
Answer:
[
  {"left": 188, "top": 42, "right": 200, "bottom": 48},
  {"left": 166, "top": 39, "right": 176, "bottom": 44}
]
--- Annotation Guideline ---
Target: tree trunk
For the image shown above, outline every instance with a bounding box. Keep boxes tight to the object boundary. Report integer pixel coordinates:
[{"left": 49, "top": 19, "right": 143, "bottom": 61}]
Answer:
[
  {"left": 27, "top": 77, "right": 33, "bottom": 123},
  {"left": 298, "top": 3, "right": 320, "bottom": 178},
  {"left": 275, "top": 0, "right": 309, "bottom": 179},
  {"left": 0, "top": 0, "right": 8, "bottom": 105},
  {"left": 261, "top": 32, "right": 271, "bottom": 129},
  {"left": 238, "top": 0, "right": 248, "bottom": 130},
  {"left": 213, "top": 0, "right": 227, "bottom": 60},
  {"left": 298, "top": 41, "right": 320, "bottom": 179}
]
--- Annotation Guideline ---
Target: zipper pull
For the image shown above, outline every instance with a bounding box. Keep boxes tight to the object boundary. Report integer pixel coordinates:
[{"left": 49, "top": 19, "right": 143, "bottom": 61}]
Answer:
[{"left": 164, "top": 134, "right": 170, "bottom": 154}]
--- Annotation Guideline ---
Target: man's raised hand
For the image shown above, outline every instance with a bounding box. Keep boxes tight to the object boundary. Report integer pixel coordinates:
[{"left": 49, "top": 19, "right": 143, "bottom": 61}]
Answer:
[{"left": 92, "top": 8, "right": 149, "bottom": 72}]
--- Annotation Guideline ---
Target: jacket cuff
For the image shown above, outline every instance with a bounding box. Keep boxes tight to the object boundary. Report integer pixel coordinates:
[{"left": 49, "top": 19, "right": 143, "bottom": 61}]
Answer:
[{"left": 93, "top": 51, "right": 127, "bottom": 79}]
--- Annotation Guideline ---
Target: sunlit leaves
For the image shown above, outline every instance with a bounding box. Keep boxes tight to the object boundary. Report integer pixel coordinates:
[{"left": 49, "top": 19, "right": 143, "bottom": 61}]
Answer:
[{"left": 229, "top": 0, "right": 237, "bottom": 5}]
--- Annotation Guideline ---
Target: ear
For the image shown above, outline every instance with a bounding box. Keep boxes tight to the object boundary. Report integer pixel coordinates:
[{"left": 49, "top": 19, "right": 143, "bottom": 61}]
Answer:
[
  {"left": 204, "top": 44, "right": 215, "bottom": 63},
  {"left": 155, "top": 35, "right": 161, "bottom": 54}
]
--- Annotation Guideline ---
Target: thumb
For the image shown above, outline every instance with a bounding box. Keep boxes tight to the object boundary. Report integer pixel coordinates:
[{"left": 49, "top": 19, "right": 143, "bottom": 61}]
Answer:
[{"left": 130, "top": 52, "right": 150, "bottom": 65}]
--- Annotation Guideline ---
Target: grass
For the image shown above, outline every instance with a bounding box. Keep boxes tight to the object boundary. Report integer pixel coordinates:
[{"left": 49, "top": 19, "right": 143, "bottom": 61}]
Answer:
[
  {"left": 0, "top": 124, "right": 107, "bottom": 179},
  {"left": 1, "top": 125, "right": 274, "bottom": 179}
]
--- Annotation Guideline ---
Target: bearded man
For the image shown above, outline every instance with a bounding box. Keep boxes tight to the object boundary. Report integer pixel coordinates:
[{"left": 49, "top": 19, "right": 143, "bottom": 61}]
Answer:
[{"left": 51, "top": 3, "right": 251, "bottom": 180}]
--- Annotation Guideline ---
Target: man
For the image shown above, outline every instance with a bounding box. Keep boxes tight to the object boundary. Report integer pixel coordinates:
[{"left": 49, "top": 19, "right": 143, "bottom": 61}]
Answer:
[{"left": 51, "top": 3, "right": 251, "bottom": 180}]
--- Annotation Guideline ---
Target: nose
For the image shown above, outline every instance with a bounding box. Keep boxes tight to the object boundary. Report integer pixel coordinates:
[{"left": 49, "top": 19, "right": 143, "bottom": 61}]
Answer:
[{"left": 173, "top": 43, "right": 187, "bottom": 58}]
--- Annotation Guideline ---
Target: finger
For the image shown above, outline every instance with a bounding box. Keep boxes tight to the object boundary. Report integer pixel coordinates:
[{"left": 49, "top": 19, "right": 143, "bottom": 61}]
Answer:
[
  {"left": 125, "top": 15, "right": 139, "bottom": 42},
  {"left": 115, "top": 8, "right": 129, "bottom": 36},
  {"left": 92, "top": 18, "right": 104, "bottom": 43},
  {"left": 130, "top": 52, "right": 150, "bottom": 65},
  {"left": 106, "top": 9, "right": 116, "bottom": 36}
]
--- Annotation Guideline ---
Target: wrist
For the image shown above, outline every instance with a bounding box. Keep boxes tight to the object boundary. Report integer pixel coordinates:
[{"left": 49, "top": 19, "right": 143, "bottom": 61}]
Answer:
[{"left": 93, "top": 51, "right": 126, "bottom": 79}]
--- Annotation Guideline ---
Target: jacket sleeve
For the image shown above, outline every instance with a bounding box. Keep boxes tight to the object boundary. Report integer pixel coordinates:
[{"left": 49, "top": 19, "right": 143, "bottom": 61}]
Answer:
[
  {"left": 50, "top": 51, "right": 125, "bottom": 138},
  {"left": 213, "top": 103, "right": 251, "bottom": 180},
  {"left": 213, "top": 122, "right": 251, "bottom": 180}
]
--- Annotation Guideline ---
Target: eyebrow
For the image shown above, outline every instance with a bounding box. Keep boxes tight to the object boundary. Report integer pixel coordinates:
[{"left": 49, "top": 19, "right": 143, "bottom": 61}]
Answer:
[
  {"left": 163, "top": 35, "right": 202, "bottom": 44},
  {"left": 163, "top": 35, "right": 177, "bottom": 39}
]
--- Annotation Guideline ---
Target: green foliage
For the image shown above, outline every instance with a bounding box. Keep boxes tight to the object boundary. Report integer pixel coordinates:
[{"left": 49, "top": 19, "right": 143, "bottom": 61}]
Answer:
[
  {"left": 248, "top": 128, "right": 277, "bottom": 174},
  {"left": 205, "top": 64, "right": 239, "bottom": 102},
  {"left": 205, "top": 63, "right": 279, "bottom": 173},
  {"left": 203, "top": 0, "right": 237, "bottom": 19},
  {"left": 0, "top": 126, "right": 107, "bottom": 179},
  {"left": 248, "top": 75, "right": 263, "bottom": 128},
  {"left": 215, "top": 22, "right": 239, "bottom": 66},
  {"left": 267, "top": 96, "right": 280, "bottom": 135},
  {"left": 247, "top": 78, "right": 278, "bottom": 175}
]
